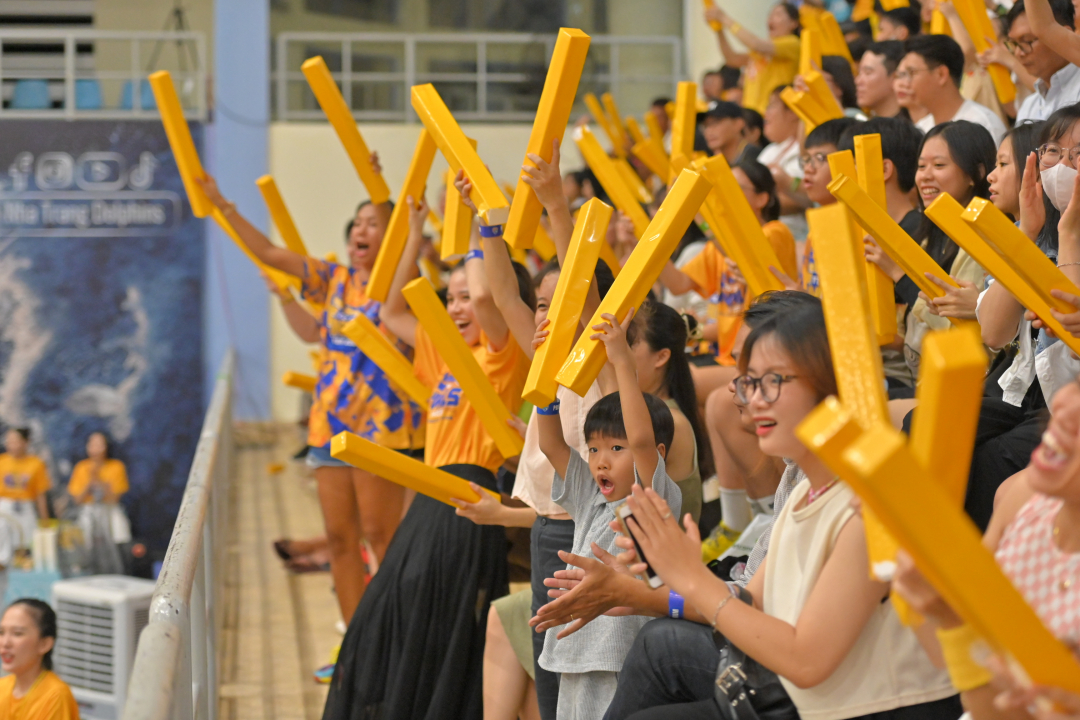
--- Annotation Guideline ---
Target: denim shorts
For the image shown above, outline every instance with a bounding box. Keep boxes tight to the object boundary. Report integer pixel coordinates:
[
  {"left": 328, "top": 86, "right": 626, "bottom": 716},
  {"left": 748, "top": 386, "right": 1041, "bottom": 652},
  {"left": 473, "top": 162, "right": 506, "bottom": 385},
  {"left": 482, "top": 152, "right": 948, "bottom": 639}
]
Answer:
[{"left": 305, "top": 444, "right": 425, "bottom": 470}]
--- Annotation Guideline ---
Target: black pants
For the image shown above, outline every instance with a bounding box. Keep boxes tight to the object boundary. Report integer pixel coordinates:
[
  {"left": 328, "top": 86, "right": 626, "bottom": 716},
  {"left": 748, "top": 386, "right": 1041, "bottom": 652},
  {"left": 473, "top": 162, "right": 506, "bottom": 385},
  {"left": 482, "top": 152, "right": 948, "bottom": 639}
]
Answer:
[
  {"left": 903, "top": 392, "right": 1045, "bottom": 532},
  {"left": 531, "top": 516, "right": 575, "bottom": 720},
  {"left": 625, "top": 695, "right": 962, "bottom": 720},
  {"left": 602, "top": 619, "right": 720, "bottom": 720}
]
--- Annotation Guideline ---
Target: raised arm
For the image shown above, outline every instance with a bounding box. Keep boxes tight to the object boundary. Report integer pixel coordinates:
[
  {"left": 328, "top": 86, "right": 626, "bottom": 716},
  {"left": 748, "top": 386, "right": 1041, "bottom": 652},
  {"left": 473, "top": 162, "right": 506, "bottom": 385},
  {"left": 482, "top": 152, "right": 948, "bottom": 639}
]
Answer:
[
  {"left": 533, "top": 320, "right": 574, "bottom": 475},
  {"left": 711, "top": 7, "right": 777, "bottom": 57},
  {"left": 592, "top": 308, "right": 660, "bottom": 485},
  {"left": 198, "top": 175, "right": 306, "bottom": 277},
  {"left": 706, "top": 6, "right": 750, "bottom": 66},
  {"left": 263, "top": 272, "right": 321, "bottom": 343},
  {"left": 521, "top": 139, "right": 576, "bottom": 264},
  {"left": 939, "top": 1, "right": 978, "bottom": 70},
  {"left": 1027, "top": 0, "right": 1080, "bottom": 66},
  {"left": 455, "top": 173, "right": 536, "bottom": 356},
  {"left": 377, "top": 196, "right": 427, "bottom": 347}
]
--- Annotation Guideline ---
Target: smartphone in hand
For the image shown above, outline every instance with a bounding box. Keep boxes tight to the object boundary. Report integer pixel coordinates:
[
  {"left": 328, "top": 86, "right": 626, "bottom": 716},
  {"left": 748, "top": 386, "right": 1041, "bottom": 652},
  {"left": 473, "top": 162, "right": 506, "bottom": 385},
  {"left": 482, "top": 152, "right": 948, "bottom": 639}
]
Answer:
[{"left": 617, "top": 503, "right": 664, "bottom": 588}]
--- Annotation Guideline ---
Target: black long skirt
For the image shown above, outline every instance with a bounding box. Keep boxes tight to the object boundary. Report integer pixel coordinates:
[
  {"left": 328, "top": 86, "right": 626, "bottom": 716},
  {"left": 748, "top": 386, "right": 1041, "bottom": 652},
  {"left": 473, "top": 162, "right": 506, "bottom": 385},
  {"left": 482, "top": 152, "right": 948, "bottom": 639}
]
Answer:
[{"left": 322, "top": 464, "right": 509, "bottom": 720}]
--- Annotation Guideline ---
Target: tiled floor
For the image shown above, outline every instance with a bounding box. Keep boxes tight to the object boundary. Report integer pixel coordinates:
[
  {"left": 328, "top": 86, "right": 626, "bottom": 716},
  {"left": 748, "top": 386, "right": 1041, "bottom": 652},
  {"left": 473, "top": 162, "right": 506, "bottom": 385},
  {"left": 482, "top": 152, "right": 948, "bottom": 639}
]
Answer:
[{"left": 218, "top": 425, "right": 340, "bottom": 720}]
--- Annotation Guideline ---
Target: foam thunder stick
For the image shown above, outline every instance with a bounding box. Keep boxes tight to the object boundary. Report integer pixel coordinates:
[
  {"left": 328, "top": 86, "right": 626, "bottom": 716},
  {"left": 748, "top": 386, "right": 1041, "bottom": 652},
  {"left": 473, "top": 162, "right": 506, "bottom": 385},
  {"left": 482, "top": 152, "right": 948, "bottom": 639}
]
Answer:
[
  {"left": 669, "top": 82, "right": 698, "bottom": 180},
  {"left": 644, "top": 111, "right": 665, "bottom": 143},
  {"left": 799, "top": 403, "right": 1080, "bottom": 692},
  {"left": 807, "top": 202, "right": 901, "bottom": 583},
  {"left": 503, "top": 28, "right": 590, "bottom": 251},
  {"left": 627, "top": 117, "right": 671, "bottom": 178},
  {"left": 828, "top": 174, "right": 969, "bottom": 327},
  {"left": 908, "top": 326, "right": 986, "bottom": 506},
  {"left": 817, "top": 11, "right": 855, "bottom": 67},
  {"left": 282, "top": 372, "right": 317, "bottom": 394},
  {"left": 555, "top": 169, "right": 713, "bottom": 396},
  {"left": 584, "top": 93, "right": 624, "bottom": 156},
  {"left": 602, "top": 93, "right": 631, "bottom": 151},
  {"left": 301, "top": 57, "right": 391, "bottom": 204},
  {"left": 573, "top": 126, "right": 652, "bottom": 238},
  {"left": 532, "top": 223, "right": 557, "bottom": 262},
  {"left": 695, "top": 155, "right": 785, "bottom": 298},
  {"left": 256, "top": 176, "right": 309, "bottom": 256},
  {"left": 799, "top": 28, "right": 823, "bottom": 76},
  {"left": 331, "top": 431, "right": 498, "bottom": 507},
  {"left": 925, "top": 194, "right": 1080, "bottom": 357},
  {"left": 804, "top": 70, "right": 845, "bottom": 119},
  {"left": 402, "top": 278, "right": 525, "bottom": 457},
  {"left": 962, "top": 197, "right": 1080, "bottom": 314},
  {"left": 411, "top": 84, "right": 511, "bottom": 226},
  {"left": 148, "top": 71, "right": 212, "bottom": 218},
  {"left": 523, "top": 199, "right": 614, "bottom": 407},
  {"left": 597, "top": 235, "right": 622, "bottom": 278},
  {"left": 427, "top": 210, "right": 443, "bottom": 235},
  {"left": 853, "top": 138, "right": 900, "bottom": 344},
  {"left": 364, "top": 128, "right": 439, "bottom": 302},
  {"left": 616, "top": 158, "right": 653, "bottom": 205},
  {"left": 335, "top": 313, "right": 429, "bottom": 409},
  {"left": 702, "top": 0, "right": 722, "bottom": 31},
  {"left": 952, "top": 0, "right": 1016, "bottom": 104},
  {"left": 442, "top": 169, "right": 473, "bottom": 260}
]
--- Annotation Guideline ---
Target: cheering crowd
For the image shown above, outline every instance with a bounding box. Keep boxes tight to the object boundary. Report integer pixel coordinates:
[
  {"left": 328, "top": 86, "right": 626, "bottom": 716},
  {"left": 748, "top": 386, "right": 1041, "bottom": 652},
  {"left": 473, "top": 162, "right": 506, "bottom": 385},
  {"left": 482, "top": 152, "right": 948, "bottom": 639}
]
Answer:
[{"left": 196, "top": 0, "right": 1080, "bottom": 717}]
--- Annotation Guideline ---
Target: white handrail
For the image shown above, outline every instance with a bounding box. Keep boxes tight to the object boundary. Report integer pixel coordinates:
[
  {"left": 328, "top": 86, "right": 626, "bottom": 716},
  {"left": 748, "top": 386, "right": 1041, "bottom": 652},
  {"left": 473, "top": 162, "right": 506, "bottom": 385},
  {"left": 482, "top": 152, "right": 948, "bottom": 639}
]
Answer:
[
  {"left": 274, "top": 31, "right": 682, "bottom": 122},
  {"left": 121, "top": 352, "right": 234, "bottom": 720}
]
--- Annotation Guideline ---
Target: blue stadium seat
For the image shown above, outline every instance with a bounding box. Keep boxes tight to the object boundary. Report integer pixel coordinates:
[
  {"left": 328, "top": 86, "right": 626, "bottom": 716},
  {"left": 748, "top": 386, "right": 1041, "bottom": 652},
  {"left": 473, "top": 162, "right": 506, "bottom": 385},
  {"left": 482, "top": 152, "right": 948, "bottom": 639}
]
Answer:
[
  {"left": 75, "top": 79, "right": 103, "bottom": 110},
  {"left": 120, "top": 79, "right": 156, "bottom": 110},
  {"left": 11, "top": 79, "right": 51, "bottom": 109}
]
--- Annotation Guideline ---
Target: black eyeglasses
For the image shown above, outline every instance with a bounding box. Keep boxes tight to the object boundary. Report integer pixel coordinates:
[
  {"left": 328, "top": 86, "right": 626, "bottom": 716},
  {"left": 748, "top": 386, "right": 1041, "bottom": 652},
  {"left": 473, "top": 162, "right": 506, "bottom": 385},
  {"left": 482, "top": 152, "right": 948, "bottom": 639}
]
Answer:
[
  {"left": 798, "top": 152, "right": 828, "bottom": 171},
  {"left": 1003, "top": 37, "right": 1039, "bottom": 55},
  {"left": 734, "top": 373, "right": 799, "bottom": 404}
]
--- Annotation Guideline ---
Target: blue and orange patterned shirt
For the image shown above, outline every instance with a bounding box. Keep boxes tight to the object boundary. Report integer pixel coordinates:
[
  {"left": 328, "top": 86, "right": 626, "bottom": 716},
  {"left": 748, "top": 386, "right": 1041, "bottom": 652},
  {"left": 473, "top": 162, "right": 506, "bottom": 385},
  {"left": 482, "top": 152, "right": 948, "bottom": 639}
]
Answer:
[{"left": 300, "top": 258, "right": 424, "bottom": 450}]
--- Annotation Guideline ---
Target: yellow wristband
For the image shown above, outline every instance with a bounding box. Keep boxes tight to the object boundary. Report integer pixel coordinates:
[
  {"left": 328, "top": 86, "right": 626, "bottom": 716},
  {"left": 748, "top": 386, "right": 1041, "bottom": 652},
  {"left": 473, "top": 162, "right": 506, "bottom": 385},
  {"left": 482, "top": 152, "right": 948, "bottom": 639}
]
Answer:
[{"left": 936, "top": 624, "right": 994, "bottom": 691}]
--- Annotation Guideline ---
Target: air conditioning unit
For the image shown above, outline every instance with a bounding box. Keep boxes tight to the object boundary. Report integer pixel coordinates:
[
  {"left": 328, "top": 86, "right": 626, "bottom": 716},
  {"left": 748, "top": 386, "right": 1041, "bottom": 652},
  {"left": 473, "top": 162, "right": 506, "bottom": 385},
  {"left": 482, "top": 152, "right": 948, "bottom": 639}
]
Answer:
[{"left": 51, "top": 575, "right": 155, "bottom": 720}]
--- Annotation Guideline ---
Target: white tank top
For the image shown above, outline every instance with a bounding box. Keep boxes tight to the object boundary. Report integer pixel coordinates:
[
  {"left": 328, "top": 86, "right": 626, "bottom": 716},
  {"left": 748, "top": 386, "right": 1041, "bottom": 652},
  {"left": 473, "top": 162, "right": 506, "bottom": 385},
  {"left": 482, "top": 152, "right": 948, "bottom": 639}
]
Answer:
[{"left": 763, "top": 480, "right": 955, "bottom": 720}]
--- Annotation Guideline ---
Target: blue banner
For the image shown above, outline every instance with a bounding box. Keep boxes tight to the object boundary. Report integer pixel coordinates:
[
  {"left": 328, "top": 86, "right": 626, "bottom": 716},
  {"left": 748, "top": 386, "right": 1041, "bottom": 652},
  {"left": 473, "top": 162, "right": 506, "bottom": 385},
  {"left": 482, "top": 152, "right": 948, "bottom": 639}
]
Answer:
[{"left": 0, "top": 120, "right": 204, "bottom": 552}]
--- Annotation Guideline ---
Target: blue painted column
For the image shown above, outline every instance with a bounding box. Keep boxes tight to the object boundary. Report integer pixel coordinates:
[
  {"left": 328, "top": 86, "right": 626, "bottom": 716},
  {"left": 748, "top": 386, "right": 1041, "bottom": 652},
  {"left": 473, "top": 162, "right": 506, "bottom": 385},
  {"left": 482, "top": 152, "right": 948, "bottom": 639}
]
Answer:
[{"left": 204, "top": 0, "right": 271, "bottom": 418}]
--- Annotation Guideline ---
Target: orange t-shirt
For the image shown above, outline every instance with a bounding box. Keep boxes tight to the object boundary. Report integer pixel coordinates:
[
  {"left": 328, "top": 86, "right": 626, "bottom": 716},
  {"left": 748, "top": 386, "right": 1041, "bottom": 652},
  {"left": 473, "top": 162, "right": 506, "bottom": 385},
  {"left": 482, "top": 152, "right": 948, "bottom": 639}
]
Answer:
[
  {"left": 0, "top": 671, "right": 79, "bottom": 720},
  {"left": 67, "top": 458, "right": 129, "bottom": 503},
  {"left": 801, "top": 234, "right": 822, "bottom": 298},
  {"left": 682, "top": 222, "right": 799, "bottom": 364},
  {"left": 0, "top": 454, "right": 50, "bottom": 501},
  {"left": 413, "top": 327, "right": 530, "bottom": 473}
]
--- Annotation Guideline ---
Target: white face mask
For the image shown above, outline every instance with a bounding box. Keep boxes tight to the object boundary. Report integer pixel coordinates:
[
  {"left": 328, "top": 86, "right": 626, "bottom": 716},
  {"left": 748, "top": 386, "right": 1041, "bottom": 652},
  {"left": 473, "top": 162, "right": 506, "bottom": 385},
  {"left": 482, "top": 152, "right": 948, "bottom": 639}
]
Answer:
[{"left": 1041, "top": 162, "right": 1078, "bottom": 212}]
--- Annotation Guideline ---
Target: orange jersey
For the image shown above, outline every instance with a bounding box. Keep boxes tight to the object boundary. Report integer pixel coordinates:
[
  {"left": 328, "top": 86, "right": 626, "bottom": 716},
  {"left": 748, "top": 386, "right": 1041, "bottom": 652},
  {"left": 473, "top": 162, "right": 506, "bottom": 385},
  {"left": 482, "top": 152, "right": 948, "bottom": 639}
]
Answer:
[
  {"left": 67, "top": 458, "right": 128, "bottom": 503},
  {"left": 413, "top": 327, "right": 529, "bottom": 473},
  {"left": 300, "top": 258, "right": 424, "bottom": 449},
  {"left": 0, "top": 671, "right": 79, "bottom": 720},
  {"left": 0, "top": 454, "right": 50, "bottom": 501}
]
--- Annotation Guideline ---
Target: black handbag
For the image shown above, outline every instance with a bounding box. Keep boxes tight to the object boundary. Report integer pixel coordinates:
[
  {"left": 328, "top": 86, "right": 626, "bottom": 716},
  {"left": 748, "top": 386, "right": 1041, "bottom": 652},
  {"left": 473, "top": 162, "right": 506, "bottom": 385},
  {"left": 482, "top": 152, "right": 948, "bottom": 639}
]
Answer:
[{"left": 712, "top": 588, "right": 800, "bottom": 720}]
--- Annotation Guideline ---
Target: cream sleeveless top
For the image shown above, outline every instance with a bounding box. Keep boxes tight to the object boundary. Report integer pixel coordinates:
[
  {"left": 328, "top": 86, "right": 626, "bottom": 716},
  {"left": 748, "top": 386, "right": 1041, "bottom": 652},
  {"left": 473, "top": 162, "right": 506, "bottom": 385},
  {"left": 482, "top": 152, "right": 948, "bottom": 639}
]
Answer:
[{"left": 763, "top": 480, "right": 955, "bottom": 720}]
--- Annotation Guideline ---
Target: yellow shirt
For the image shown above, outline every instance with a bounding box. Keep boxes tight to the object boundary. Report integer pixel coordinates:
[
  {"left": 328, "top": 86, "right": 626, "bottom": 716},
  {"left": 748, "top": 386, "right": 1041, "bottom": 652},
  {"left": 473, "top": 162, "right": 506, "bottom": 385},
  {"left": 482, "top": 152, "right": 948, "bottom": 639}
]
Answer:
[
  {"left": 68, "top": 458, "right": 129, "bottom": 503},
  {"left": 0, "top": 670, "right": 80, "bottom": 720},
  {"left": 0, "top": 454, "right": 51, "bottom": 501},
  {"left": 742, "top": 35, "right": 800, "bottom": 115},
  {"left": 413, "top": 327, "right": 529, "bottom": 473},
  {"left": 682, "top": 223, "right": 799, "bottom": 364}
]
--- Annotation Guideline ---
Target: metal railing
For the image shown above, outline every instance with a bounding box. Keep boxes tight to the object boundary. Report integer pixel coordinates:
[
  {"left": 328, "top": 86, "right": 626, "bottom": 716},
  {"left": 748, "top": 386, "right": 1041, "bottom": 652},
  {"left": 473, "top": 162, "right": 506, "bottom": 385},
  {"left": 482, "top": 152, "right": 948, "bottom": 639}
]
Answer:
[
  {"left": 0, "top": 29, "right": 206, "bottom": 120},
  {"left": 122, "top": 352, "right": 234, "bottom": 720},
  {"left": 274, "top": 31, "right": 682, "bottom": 122}
]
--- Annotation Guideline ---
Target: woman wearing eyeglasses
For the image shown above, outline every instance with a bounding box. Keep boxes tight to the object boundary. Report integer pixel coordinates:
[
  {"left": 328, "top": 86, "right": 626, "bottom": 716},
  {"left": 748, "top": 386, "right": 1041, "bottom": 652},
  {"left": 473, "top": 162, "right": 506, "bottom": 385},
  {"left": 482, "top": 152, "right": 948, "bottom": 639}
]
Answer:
[{"left": 608, "top": 293, "right": 959, "bottom": 720}]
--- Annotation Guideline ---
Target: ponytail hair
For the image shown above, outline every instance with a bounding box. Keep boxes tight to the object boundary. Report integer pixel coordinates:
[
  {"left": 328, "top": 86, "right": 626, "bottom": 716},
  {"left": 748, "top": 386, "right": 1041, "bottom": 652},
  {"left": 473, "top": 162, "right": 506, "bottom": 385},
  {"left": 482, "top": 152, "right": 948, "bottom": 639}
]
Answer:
[{"left": 635, "top": 302, "right": 713, "bottom": 478}]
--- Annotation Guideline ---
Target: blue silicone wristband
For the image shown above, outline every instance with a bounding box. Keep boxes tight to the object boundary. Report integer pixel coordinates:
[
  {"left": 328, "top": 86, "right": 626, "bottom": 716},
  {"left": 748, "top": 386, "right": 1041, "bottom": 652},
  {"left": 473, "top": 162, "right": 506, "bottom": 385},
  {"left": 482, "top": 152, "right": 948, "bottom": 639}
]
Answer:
[
  {"left": 536, "top": 399, "right": 561, "bottom": 416},
  {"left": 464, "top": 249, "right": 484, "bottom": 263},
  {"left": 479, "top": 224, "right": 504, "bottom": 238},
  {"left": 669, "top": 591, "right": 684, "bottom": 619}
]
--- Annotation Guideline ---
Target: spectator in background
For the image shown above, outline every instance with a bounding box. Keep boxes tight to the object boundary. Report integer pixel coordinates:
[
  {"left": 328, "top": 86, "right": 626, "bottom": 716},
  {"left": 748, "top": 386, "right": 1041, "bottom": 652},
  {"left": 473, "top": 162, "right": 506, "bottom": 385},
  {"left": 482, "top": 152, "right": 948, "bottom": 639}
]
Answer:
[
  {"left": 820, "top": 55, "right": 861, "bottom": 114},
  {"left": 1007, "top": 0, "right": 1080, "bottom": 123},
  {"left": 700, "top": 101, "right": 749, "bottom": 164},
  {"left": 740, "top": 107, "right": 765, "bottom": 160},
  {"left": 857, "top": 40, "right": 906, "bottom": 118},
  {"left": 0, "top": 428, "right": 50, "bottom": 531},
  {"left": 68, "top": 431, "right": 129, "bottom": 575},
  {"left": 702, "top": 70, "right": 724, "bottom": 102},
  {"left": 877, "top": 6, "right": 922, "bottom": 41},
  {"left": 758, "top": 86, "right": 808, "bottom": 241},
  {"left": 718, "top": 65, "right": 743, "bottom": 103},
  {"left": 706, "top": 2, "right": 801, "bottom": 115},
  {"left": 901, "top": 35, "right": 1007, "bottom": 143}
]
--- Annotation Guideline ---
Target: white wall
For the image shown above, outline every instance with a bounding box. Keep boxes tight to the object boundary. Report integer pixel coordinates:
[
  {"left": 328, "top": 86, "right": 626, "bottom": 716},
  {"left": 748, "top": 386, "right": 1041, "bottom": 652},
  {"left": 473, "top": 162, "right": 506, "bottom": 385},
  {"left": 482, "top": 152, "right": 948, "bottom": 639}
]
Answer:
[
  {"left": 266, "top": 121, "right": 587, "bottom": 420},
  {"left": 683, "top": 0, "right": 769, "bottom": 87}
]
